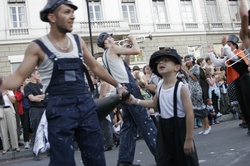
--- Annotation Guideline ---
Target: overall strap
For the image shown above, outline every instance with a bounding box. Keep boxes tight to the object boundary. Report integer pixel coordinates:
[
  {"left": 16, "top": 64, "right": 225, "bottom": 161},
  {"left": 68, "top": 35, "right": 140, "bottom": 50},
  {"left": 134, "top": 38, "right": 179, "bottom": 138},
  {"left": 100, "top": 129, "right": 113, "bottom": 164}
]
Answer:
[
  {"left": 73, "top": 34, "right": 83, "bottom": 59},
  {"left": 102, "top": 49, "right": 112, "bottom": 75},
  {"left": 173, "top": 80, "right": 180, "bottom": 118},
  {"left": 73, "top": 34, "right": 94, "bottom": 92},
  {"left": 33, "top": 39, "right": 56, "bottom": 60}
]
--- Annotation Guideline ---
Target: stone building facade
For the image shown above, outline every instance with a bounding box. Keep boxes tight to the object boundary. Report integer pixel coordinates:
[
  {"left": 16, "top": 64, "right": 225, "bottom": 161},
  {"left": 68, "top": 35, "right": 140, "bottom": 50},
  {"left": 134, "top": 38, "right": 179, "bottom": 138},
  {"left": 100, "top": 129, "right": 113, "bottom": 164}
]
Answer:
[{"left": 0, "top": 0, "right": 248, "bottom": 75}]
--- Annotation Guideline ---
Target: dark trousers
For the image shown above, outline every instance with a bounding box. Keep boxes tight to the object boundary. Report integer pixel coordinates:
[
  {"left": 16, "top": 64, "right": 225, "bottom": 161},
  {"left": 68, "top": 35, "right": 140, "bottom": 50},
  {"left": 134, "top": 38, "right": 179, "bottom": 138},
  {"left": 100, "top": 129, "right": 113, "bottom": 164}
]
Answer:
[
  {"left": 29, "top": 107, "right": 44, "bottom": 146},
  {"left": 101, "top": 114, "right": 114, "bottom": 148},
  {"left": 237, "top": 75, "right": 250, "bottom": 129},
  {"left": 156, "top": 117, "right": 199, "bottom": 166},
  {"left": 118, "top": 82, "right": 157, "bottom": 163},
  {"left": 46, "top": 95, "right": 106, "bottom": 166},
  {"left": 20, "top": 108, "right": 31, "bottom": 142},
  {"left": 211, "top": 90, "right": 220, "bottom": 114}
]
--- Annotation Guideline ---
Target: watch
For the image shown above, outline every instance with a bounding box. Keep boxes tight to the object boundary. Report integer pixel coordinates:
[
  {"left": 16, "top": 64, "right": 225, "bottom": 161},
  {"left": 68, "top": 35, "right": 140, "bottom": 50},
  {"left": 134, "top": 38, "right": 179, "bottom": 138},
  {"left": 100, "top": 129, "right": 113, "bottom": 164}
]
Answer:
[{"left": 116, "top": 83, "right": 123, "bottom": 90}]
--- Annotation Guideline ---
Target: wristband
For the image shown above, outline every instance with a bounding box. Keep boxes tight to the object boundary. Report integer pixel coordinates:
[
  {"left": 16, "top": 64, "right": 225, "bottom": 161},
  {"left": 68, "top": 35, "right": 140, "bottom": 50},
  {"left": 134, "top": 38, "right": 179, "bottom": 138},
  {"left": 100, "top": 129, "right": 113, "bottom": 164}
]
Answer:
[
  {"left": 136, "top": 99, "right": 141, "bottom": 105},
  {"left": 116, "top": 83, "right": 123, "bottom": 90}
]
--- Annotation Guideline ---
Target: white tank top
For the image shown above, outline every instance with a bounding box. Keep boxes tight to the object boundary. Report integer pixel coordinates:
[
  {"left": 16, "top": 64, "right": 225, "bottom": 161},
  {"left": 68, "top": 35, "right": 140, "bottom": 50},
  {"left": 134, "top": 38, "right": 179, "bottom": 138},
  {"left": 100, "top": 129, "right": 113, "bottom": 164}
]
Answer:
[
  {"left": 102, "top": 49, "right": 129, "bottom": 83},
  {"left": 157, "top": 80, "right": 186, "bottom": 119},
  {"left": 37, "top": 33, "right": 79, "bottom": 92}
]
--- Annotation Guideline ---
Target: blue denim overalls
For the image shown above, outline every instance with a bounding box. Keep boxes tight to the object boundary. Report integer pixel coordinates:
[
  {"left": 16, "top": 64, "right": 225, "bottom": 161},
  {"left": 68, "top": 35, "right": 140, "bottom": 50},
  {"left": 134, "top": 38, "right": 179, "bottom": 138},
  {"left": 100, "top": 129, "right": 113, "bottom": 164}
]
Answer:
[
  {"left": 34, "top": 35, "right": 106, "bottom": 166},
  {"left": 118, "top": 62, "right": 157, "bottom": 164}
]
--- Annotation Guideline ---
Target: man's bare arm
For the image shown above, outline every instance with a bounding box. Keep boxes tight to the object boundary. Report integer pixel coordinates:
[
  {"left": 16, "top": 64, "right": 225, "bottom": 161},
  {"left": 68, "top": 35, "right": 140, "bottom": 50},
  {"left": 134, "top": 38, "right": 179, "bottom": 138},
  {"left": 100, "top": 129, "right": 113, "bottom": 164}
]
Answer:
[
  {"left": 240, "top": 0, "right": 250, "bottom": 48},
  {"left": 79, "top": 35, "right": 120, "bottom": 88},
  {"left": 110, "top": 35, "right": 140, "bottom": 56},
  {"left": 2, "top": 42, "right": 41, "bottom": 90}
]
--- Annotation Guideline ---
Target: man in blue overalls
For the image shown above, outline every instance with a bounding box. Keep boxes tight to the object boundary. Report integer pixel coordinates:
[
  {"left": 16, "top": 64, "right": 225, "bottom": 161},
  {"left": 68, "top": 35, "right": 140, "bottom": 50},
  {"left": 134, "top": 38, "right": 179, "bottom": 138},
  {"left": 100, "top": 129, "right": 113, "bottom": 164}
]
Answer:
[
  {"left": 1, "top": 0, "right": 126, "bottom": 166},
  {"left": 97, "top": 32, "right": 157, "bottom": 166}
]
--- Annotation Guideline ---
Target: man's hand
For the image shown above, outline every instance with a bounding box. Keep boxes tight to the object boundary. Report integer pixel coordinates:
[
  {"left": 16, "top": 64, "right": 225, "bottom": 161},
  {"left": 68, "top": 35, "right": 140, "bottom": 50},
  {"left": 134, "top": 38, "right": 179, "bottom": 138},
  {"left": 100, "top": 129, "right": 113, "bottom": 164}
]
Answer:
[
  {"left": 221, "top": 36, "right": 227, "bottom": 46},
  {"left": 207, "top": 45, "right": 214, "bottom": 53},
  {"left": 117, "top": 87, "right": 127, "bottom": 100}
]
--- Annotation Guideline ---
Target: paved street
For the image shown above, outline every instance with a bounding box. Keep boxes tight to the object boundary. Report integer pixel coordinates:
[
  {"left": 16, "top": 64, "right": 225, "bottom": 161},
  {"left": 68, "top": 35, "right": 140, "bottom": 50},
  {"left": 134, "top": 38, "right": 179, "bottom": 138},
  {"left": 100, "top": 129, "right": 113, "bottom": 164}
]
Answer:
[{"left": 0, "top": 119, "right": 250, "bottom": 166}]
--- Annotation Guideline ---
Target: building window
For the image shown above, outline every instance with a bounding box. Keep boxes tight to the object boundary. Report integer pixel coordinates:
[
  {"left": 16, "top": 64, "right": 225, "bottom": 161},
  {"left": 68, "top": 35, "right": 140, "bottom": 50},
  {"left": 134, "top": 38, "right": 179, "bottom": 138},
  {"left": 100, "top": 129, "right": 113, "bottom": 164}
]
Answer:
[
  {"left": 122, "top": 3, "right": 138, "bottom": 23},
  {"left": 8, "top": 1, "right": 27, "bottom": 28},
  {"left": 153, "top": 0, "right": 168, "bottom": 23},
  {"left": 128, "top": 49, "right": 144, "bottom": 63},
  {"left": 88, "top": 1, "right": 102, "bottom": 21},
  {"left": 206, "top": 0, "right": 220, "bottom": 22},
  {"left": 228, "top": 0, "right": 240, "bottom": 22},
  {"left": 180, "top": 0, "right": 196, "bottom": 23}
]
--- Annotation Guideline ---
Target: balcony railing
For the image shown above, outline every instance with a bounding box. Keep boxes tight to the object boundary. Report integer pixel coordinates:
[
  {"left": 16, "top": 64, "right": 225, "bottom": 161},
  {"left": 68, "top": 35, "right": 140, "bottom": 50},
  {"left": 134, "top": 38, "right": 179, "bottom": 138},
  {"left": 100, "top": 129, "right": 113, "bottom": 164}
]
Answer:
[
  {"left": 185, "top": 23, "right": 198, "bottom": 29},
  {"left": 9, "top": 28, "right": 29, "bottom": 36},
  {"left": 156, "top": 23, "right": 171, "bottom": 29},
  {"left": 209, "top": 23, "right": 223, "bottom": 29},
  {"left": 233, "top": 22, "right": 241, "bottom": 29},
  {"left": 80, "top": 21, "right": 121, "bottom": 29},
  {"left": 74, "top": 20, "right": 130, "bottom": 34},
  {"left": 129, "top": 23, "right": 141, "bottom": 30}
]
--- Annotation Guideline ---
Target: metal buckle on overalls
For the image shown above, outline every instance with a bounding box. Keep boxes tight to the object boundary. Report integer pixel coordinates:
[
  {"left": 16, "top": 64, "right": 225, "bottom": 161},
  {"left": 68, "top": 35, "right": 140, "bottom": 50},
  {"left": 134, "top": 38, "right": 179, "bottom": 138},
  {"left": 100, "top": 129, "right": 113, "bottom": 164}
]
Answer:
[
  {"left": 49, "top": 54, "right": 57, "bottom": 60},
  {"left": 79, "top": 53, "right": 83, "bottom": 60}
]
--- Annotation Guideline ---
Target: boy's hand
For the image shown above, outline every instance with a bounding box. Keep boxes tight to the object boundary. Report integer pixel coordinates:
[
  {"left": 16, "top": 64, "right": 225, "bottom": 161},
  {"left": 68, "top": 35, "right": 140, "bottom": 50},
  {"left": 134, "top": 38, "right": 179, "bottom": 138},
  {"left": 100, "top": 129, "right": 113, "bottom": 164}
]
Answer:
[{"left": 184, "top": 139, "right": 195, "bottom": 155}]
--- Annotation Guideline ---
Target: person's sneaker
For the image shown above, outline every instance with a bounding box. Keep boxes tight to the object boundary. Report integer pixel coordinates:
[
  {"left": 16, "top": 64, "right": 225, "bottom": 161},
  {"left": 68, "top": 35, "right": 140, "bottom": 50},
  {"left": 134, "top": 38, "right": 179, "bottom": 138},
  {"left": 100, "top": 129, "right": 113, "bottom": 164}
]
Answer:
[
  {"left": 104, "top": 147, "right": 112, "bottom": 151},
  {"left": 15, "top": 147, "right": 20, "bottom": 152},
  {"left": 241, "top": 122, "right": 248, "bottom": 128},
  {"left": 33, "top": 155, "right": 42, "bottom": 161},
  {"left": 247, "top": 129, "right": 250, "bottom": 136},
  {"left": 117, "top": 162, "right": 140, "bottom": 166},
  {"left": 203, "top": 126, "right": 211, "bottom": 135},
  {"left": 217, "top": 112, "right": 223, "bottom": 117},
  {"left": 194, "top": 125, "right": 198, "bottom": 129},
  {"left": 24, "top": 142, "right": 30, "bottom": 149},
  {"left": 215, "top": 120, "right": 219, "bottom": 124},
  {"left": 198, "top": 130, "right": 204, "bottom": 135}
]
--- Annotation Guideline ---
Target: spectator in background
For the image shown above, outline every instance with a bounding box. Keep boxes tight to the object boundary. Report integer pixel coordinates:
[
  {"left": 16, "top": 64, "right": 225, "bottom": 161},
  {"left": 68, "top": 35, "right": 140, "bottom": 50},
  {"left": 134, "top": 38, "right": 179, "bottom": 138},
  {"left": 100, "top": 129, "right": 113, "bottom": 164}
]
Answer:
[
  {"left": 205, "top": 57, "right": 214, "bottom": 75},
  {"left": 0, "top": 88, "right": 20, "bottom": 155},
  {"left": 217, "top": 75, "right": 231, "bottom": 115},
  {"left": 206, "top": 68, "right": 220, "bottom": 118},
  {"left": 183, "top": 55, "right": 211, "bottom": 135},
  {"left": 196, "top": 57, "right": 209, "bottom": 128},
  {"left": 113, "top": 106, "right": 123, "bottom": 148},
  {"left": 98, "top": 79, "right": 116, "bottom": 151},
  {"left": 14, "top": 78, "right": 31, "bottom": 149},
  {"left": 24, "top": 69, "right": 45, "bottom": 161}
]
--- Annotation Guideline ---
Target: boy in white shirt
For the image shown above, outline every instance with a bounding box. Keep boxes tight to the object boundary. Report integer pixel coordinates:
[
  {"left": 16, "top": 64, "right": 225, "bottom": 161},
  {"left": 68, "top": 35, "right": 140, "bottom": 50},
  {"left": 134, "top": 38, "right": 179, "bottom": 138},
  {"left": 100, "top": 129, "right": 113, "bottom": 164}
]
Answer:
[{"left": 128, "top": 48, "right": 199, "bottom": 166}]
